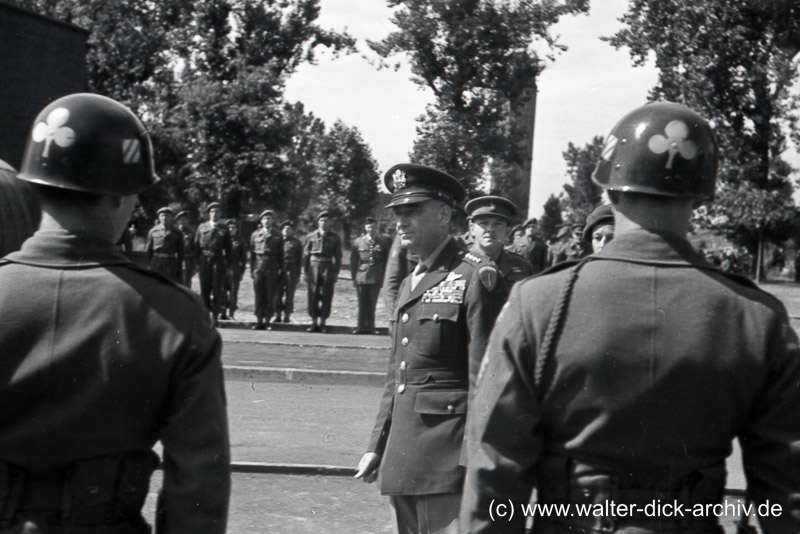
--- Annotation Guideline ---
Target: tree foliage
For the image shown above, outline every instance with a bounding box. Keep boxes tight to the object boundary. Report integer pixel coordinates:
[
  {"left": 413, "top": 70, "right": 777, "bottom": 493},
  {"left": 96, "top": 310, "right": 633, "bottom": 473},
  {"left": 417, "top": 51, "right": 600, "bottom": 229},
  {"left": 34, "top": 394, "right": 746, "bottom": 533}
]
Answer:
[
  {"left": 559, "top": 136, "right": 604, "bottom": 223},
  {"left": 539, "top": 194, "right": 563, "bottom": 242},
  {"left": 370, "top": 0, "right": 589, "bottom": 204},
  {"left": 606, "top": 0, "right": 800, "bottom": 251}
]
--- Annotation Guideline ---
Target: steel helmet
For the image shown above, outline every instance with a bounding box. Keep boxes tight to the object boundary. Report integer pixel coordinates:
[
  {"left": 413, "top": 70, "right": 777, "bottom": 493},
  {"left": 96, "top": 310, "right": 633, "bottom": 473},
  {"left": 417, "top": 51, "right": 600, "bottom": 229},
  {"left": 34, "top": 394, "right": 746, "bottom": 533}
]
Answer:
[
  {"left": 17, "top": 93, "right": 158, "bottom": 195},
  {"left": 592, "top": 102, "right": 717, "bottom": 200}
]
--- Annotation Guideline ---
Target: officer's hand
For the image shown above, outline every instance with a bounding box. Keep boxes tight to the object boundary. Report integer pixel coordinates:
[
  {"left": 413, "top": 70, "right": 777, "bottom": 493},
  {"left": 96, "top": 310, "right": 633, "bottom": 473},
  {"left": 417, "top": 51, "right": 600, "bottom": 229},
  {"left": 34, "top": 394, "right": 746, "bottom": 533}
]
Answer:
[{"left": 354, "top": 452, "right": 381, "bottom": 483}]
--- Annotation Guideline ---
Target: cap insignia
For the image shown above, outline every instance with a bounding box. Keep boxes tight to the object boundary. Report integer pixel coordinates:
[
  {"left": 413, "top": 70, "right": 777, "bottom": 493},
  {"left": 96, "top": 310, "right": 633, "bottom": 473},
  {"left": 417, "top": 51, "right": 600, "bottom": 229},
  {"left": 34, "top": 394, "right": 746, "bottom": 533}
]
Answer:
[
  {"left": 392, "top": 170, "right": 407, "bottom": 190},
  {"left": 32, "top": 107, "right": 75, "bottom": 158}
]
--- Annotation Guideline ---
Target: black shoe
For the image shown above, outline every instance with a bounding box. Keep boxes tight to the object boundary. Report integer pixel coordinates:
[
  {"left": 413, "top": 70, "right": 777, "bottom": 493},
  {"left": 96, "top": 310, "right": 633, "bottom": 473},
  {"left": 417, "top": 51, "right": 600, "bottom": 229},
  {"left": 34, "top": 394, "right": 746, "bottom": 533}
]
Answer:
[
  {"left": 319, "top": 325, "right": 328, "bottom": 333},
  {"left": 352, "top": 328, "right": 362, "bottom": 335},
  {"left": 307, "top": 325, "right": 320, "bottom": 333},
  {"left": 220, "top": 312, "right": 228, "bottom": 320},
  {"left": 283, "top": 315, "right": 291, "bottom": 323},
  {"left": 229, "top": 311, "right": 236, "bottom": 320},
  {"left": 251, "top": 321, "right": 266, "bottom": 330}
]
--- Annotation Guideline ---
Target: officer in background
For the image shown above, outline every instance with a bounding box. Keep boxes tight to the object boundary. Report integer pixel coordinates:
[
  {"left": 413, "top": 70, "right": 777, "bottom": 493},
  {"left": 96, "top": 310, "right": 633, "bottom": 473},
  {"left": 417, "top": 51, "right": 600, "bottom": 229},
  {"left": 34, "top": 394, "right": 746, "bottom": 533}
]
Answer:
[
  {"left": 355, "top": 164, "right": 508, "bottom": 534},
  {"left": 250, "top": 209, "right": 283, "bottom": 330},
  {"left": 278, "top": 220, "right": 303, "bottom": 323},
  {"left": 466, "top": 195, "right": 532, "bottom": 288},
  {"left": 145, "top": 206, "right": 184, "bottom": 283},
  {"left": 224, "top": 218, "right": 246, "bottom": 320},
  {"left": 175, "top": 210, "right": 196, "bottom": 288},
  {"left": 0, "top": 93, "right": 229, "bottom": 533},
  {"left": 583, "top": 203, "right": 615, "bottom": 253},
  {"left": 303, "top": 211, "right": 342, "bottom": 333},
  {"left": 350, "top": 216, "right": 391, "bottom": 334},
  {"left": 461, "top": 102, "right": 800, "bottom": 533},
  {"left": 195, "top": 202, "right": 232, "bottom": 325}
]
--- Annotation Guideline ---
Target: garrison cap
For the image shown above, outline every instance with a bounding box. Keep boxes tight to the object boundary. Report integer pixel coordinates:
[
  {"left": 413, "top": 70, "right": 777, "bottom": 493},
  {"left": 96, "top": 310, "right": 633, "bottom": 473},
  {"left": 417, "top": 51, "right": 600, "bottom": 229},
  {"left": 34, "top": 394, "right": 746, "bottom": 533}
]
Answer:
[
  {"left": 156, "top": 207, "right": 173, "bottom": 216},
  {"left": 207, "top": 202, "right": 222, "bottom": 212},
  {"left": 384, "top": 163, "right": 466, "bottom": 209},
  {"left": 259, "top": 209, "right": 274, "bottom": 219},
  {"left": 317, "top": 210, "right": 331, "bottom": 220},
  {"left": 583, "top": 204, "right": 614, "bottom": 242},
  {"left": 465, "top": 195, "right": 517, "bottom": 223},
  {"left": 280, "top": 220, "right": 294, "bottom": 229},
  {"left": 175, "top": 210, "right": 189, "bottom": 220},
  {"left": 225, "top": 218, "right": 238, "bottom": 227}
]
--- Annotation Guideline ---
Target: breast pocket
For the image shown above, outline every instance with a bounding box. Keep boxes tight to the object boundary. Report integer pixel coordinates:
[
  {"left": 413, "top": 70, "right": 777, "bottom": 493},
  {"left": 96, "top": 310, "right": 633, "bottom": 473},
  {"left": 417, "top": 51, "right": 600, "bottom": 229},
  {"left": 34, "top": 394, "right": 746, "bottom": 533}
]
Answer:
[
  {"left": 415, "top": 305, "right": 460, "bottom": 358},
  {"left": 414, "top": 390, "right": 468, "bottom": 416}
]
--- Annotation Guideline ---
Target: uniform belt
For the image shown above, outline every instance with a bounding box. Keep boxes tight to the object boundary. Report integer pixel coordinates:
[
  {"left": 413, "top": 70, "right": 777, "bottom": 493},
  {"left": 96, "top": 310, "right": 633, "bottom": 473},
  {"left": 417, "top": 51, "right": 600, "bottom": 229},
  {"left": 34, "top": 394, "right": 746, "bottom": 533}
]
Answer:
[
  {"left": 202, "top": 250, "right": 222, "bottom": 257},
  {"left": 153, "top": 252, "right": 178, "bottom": 258},
  {"left": 394, "top": 368, "right": 467, "bottom": 387}
]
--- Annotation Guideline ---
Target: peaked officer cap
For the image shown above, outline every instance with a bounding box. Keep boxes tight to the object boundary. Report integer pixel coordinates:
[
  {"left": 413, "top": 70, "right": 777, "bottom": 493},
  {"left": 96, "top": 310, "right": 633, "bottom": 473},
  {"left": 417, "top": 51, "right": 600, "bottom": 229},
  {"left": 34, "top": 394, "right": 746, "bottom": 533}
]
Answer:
[
  {"left": 384, "top": 163, "right": 466, "bottom": 209},
  {"left": 465, "top": 195, "right": 517, "bottom": 223}
]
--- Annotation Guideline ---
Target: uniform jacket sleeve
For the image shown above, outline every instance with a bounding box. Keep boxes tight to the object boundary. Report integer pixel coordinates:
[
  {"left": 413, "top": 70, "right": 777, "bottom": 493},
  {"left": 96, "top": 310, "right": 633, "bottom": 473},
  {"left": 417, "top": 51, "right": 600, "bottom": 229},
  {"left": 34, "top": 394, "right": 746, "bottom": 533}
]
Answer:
[
  {"left": 739, "top": 308, "right": 800, "bottom": 533},
  {"left": 157, "top": 307, "right": 231, "bottom": 534},
  {"left": 465, "top": 265, "right": 509, "bottom": 390},
  {"left": 350, "top": 238, "right": 360, "bottom": 282},
  {"left": 461, "top": 285, "right": 542, "bottom": 533},
  {"left": 145, "top": 229, "right": 155, "bottom": 261}
]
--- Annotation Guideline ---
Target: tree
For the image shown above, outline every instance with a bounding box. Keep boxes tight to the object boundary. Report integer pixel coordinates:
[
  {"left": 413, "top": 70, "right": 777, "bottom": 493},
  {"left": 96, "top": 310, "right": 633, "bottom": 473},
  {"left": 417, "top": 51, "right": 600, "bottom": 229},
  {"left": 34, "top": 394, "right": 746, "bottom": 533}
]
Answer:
[
  {"left": 370, "top": 0, "right": 589, "bottom": 207},
  {"left": 606, "top": 0, "right": 800, "bottom": 258},
  {"left": 539, "top": 194, "right": 563, "bottom": 242},
  {"left": 560, "top": 136, "right": 604, "bottom": 222}
]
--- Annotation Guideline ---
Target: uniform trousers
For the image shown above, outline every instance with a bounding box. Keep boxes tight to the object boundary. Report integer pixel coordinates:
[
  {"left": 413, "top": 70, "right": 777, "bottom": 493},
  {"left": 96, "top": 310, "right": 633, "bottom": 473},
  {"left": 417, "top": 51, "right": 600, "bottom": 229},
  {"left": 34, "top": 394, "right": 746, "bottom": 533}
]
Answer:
[
  {"left": 182, "top": 256, "right": 196, "bottom": 288},
  {"left": 389, "top": 494, "right": 460, "bottom": 534},
  {"left": 149, "top": 256, "right": 181, "bottom": 283},
  {"left": 226, "top": 267, "right": 243, "bottom": 313},
  {"left": 280, "top": 267, "right": 300, "bottom": 316},
  {"left": 198, "top": 255, "right": 226, "bottom": 315},
  {"left": 306, "top": 259, "right": 336, "bottom": 320},
  {"left": 355, "top": 283, "right": 380, "bottom": 331},
  {"left": 253, "top": 256, "right": 281, "bottom": 320}
]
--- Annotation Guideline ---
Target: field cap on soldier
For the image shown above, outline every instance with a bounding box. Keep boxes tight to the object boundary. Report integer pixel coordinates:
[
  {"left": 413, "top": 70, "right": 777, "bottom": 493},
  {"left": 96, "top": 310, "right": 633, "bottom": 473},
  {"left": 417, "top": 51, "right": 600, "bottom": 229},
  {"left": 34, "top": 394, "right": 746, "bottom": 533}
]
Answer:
[
  {"left": 259, "top": 210, "right": 274, "bottom": 220},
  {"left": 582, "top": 204, "right": 614, "bottom": 242},
  {"left": 465, "top": 195, "right": 517, "bottom": 224},
  {"left": 592, "top": 101, "right": 717, "bottom": 200},
  {"left": 206, "top": 202, "right": 222, "bottom": 212},
  {"left": 384, "top": 163, "right": 466, "bottom": 209},
  {"left": 175, "top": 210, "right": 189, "bottom": 220},
  {"left": 523, "top": 217, "right": 537, "bottom": 228},
  {"left": 280, "top": 220, "right": 294, "bottom": 229},
  {"left": 317, "top": 210, "right": 331, "bottom": 220},
  {"left": 18, "top": 93, "right": 157, "bottom": 196},
  {"left": 157, "top": 207, "right": 173, "bottom": 217}
]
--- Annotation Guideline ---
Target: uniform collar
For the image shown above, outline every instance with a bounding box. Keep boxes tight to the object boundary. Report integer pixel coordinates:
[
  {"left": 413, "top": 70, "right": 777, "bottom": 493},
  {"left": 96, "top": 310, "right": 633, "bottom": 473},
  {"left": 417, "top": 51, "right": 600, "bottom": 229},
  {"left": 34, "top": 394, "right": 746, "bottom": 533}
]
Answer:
[
  {"left": 593, "top": 228, "right": 708, "bottom": 266},
  {"left": 4, "top": 230, "right": 132, "bottom": 268},
  {"left": 417, "top": 235, "right": 454, "bottom": 273}
]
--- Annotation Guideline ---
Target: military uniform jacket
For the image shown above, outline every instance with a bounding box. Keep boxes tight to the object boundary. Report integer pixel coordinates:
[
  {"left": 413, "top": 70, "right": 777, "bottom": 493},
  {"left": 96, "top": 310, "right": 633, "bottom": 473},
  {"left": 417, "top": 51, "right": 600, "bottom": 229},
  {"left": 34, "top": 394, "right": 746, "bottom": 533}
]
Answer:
[
  {"left": 145, "top": 224, "right": 184, "bottom": 260},
  {"left": 470, "top": 245, "right": 533, "bottom": 287},
  {"left": 461, "top": 229, "right": 800, "bottom": 533},
  {"left": 195, "top": 221, "right": 231, "bottom": 261},
  {"left": 302, "top": 230, "right": 342, "bottom": 274},
  {"left": 229, "top": 237, "right": 247, "bottom": 276},
  {"left": 282, "top": 236, "right": 303, "bottom": 273},
  {"left": 249, "top": 227, "right": 283, "bottom": 268},
  {"left": 0, "top": 230, "right": 230, "bottom": 533},
  {"left": 180, "top": 226, "right": 196, "bottom": 256},
  {"left": 367, "top": 237, "right": 507, "bottom": 495},
  {"left": 350, "top": 234, "right": 390, "bottom": 286}
]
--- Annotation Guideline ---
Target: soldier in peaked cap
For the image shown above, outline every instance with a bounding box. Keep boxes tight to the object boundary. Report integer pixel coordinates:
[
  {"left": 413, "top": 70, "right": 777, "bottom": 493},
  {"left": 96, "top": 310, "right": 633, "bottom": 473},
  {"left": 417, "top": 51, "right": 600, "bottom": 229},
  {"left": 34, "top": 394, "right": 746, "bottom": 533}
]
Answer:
[
  {"left": 461, "top": 102, "right": 800, "bottom": 533},
  {"left": 302, "top": 210, "right": 342, "bottom": 332},
  {"left": 175, "top": 210, "right": 197, "bottom": 287},
  {"left": 350, "top": 216, "right": 391, "bottom": 334},
  {"left": 250, "top": 209, "right": 283, "bottom": 330},
  {"left": 195, "top": 202, "right": 232, "bottom": 325},
  {"left": 145, "top": 206, "right": 184, "bottom": 283},
  {"left": 465, "top": 195, "right": 532, "bottom": 288},
  {"left": 0, "top": 93, "right": 229, "bottom": 533},
  {"left": 355, "top": 164, "right": 508, "bottom": 534},
  {"left": 278, "top": 220, "right": 303, "bottom": 323}
]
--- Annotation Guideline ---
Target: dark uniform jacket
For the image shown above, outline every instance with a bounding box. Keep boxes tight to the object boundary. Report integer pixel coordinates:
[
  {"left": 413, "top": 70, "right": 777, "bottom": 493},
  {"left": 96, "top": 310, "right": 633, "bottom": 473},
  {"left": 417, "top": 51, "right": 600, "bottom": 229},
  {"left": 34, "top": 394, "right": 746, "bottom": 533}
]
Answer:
[
  {"left": 145, "top": 224, "right": 184, "bottom": 261},
  {"left": 351, "top": 234, "right": 391, "bottom": 286},
  {"left": 282, "top": 236, "right": 303, "bottom": 274},
  {"left": 250, "top": 227, "right": 283, "bottom": 268},
  {"left": 302, "top": 229, "right": 342, "bottom": 276},
  {"left": 368, "top": 237, "right": 507, "bottom": 496},
  {"left": 195, "top": 221, "right": 231, "bottom": 261},
  {"left": 461, "top": 229, "right": 800, "bottom": 533},
  {"left": 0, "top": 230, "right": 230, "bottom": 533},
  {"left": 229, "top": 235, "right": 247, "bottom": 278},
  {"left": 470, "top": 245, "right": 533, "bottom": 287}
]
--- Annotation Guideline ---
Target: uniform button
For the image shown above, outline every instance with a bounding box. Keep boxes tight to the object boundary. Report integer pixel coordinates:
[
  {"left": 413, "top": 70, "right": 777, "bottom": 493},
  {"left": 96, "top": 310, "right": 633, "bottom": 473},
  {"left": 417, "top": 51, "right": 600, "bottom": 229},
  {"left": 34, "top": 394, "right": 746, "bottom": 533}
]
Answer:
[
  {"left": 397, "top": 384, "right": 405, "bottom": 393},
  {"left": 401, "top": 337, "right": 409, "bottom": 346},
  {"left": 432, "top": 313, "right": 439, "bottom": 322},
  {"left": 401, "top": 313, "right": 409, "bottom": 323},
  {"left": 447, "top": 404, "right": 455, "bottom": 413}
]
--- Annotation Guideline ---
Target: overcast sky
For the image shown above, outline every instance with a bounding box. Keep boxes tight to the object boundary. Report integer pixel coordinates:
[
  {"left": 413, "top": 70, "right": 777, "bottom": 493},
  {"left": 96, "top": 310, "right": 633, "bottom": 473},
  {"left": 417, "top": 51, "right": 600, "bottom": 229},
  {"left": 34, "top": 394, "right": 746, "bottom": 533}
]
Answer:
[{"left": 284, "top": 0, "right": 797, "bottom": 217}]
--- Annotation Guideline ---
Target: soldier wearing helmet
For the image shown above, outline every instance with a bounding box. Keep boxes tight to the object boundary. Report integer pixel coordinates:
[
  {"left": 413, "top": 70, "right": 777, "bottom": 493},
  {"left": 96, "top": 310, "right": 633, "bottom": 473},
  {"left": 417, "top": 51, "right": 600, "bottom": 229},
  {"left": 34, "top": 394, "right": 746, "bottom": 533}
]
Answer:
[
  {"left": 462, "top": 102, "right": 800, "bottom": 533},
  {"left": 145, "top": 206, "right": 184, "bottom": 283},
  {"left": 0, "top": 94, "right": 230, "bottom": 533}
]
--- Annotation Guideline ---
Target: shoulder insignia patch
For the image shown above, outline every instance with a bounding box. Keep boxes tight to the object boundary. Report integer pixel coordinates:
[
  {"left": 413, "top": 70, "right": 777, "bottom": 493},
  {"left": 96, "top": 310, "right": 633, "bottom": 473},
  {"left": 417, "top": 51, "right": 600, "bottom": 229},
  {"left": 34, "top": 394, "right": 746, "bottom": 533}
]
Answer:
[{"left": 478, "top": 265, "right": 499, "bottom": 291}]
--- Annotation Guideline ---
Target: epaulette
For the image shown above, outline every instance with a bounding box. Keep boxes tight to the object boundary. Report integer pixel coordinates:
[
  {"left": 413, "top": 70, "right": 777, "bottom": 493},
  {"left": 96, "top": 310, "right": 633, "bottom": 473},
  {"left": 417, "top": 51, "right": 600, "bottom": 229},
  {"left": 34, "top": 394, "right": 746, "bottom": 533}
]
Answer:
[{"left": 462, "top": 252, "right": 484, "bottom": 265}]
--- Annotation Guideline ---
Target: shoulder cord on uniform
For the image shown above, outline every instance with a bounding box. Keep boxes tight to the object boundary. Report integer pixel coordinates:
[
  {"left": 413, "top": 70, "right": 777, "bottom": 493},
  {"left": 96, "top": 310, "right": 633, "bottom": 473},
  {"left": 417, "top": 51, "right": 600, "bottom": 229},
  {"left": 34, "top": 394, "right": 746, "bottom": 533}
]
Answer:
[{"left": 534, "top": 259, "right": 591, "bottom": 401}]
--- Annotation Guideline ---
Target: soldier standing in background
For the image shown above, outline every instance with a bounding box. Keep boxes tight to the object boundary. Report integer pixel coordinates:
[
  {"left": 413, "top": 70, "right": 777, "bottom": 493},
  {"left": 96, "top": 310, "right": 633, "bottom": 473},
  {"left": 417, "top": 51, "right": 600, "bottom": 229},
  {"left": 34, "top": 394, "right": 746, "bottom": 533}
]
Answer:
[
  {"left": 279, "top": 220, "right": 303, "bottom": 324},
  {"left": 520, "top": 218, "right": 549, "bottom": 274},
  {"left": 350, "top": 216, "right": 390, "bottom": 334},
  {"left": 355, "top": 164, "right": 508, "bottom": 533},
  {"left": 465, "top": 196, "right": 532, "bottom": 288},
  {"left": 461, "top": 102, "right": 800, "bottom": 533},
  {"left": 303, "top": 211, "right": 342, "bottom": 333},
  {"left": 175, "top": 210, "right": 196, "bottom": 288},
  {"left": 0, "top": 93, "right": 229, "bottom": 533},
  {"left": 224, "top": 218, "right": 246, "bottom": 321},
  {"left": 145, "top": 206, "right": 184, "bottom": 283},
  {"left": 249, "top": 209, "right": 283, "bottom": 330},
  {"left": 195, "top": 202, "right": 231, "bottom": 325}
]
